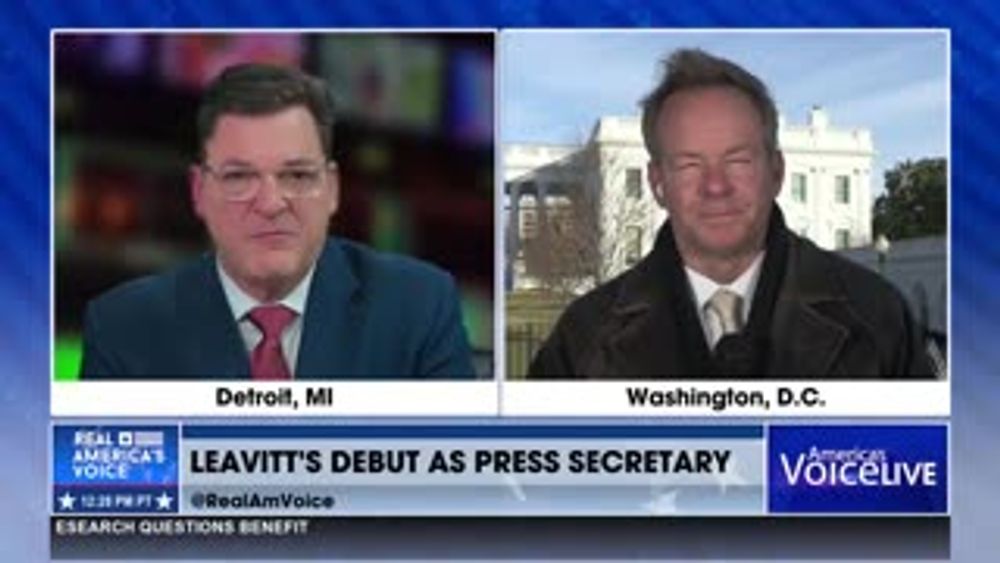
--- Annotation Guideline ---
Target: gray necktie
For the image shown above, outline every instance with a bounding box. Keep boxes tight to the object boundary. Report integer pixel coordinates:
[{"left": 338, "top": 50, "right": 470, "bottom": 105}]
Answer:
[{"left": 706, "top": 289, "right": 744, "bottom": 340}]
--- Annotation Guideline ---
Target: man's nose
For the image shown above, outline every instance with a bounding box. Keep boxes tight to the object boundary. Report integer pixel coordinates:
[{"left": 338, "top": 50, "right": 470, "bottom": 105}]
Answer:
[
  {"left": 252, "top": 174, "right": 290, "bottom": 215},
  {"left": 701, "top": 160, "right": 734, "bottom": 197}
]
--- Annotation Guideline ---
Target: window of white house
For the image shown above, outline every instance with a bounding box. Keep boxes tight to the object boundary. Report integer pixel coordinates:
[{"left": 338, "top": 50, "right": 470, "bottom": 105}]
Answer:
[
  {"left": 836, "top": 175, "right": 850, "bottom": 204},
  {"left": 626, "top": 168, "right": 642, "bottom": 199},
  {"left": 625, "top": 225, "right": 643, "bottom": 265},
  {"left": 792, "top": 173, "right": 807, "bottom": 203},
  {"left": 520, "top": 208, "right": 538, "bottom": 240},
  {"left": 835, "top": 228, "right": 850, "bottom": 249}
]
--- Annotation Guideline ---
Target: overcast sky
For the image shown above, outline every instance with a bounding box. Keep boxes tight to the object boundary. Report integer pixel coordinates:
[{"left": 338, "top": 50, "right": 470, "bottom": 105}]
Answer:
[{"left": 501, "top": 30, "right": 948, "bottom": 194}]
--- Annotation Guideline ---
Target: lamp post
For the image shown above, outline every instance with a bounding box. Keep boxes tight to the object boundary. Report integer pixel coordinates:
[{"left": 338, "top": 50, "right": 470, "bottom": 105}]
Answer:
[{"left": 874, "top": 234, "right": 891, "bottom": 277}]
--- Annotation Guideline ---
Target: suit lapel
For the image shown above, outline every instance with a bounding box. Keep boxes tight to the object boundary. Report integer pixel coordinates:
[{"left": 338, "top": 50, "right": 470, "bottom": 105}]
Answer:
[
  {"left": 768, "top": 238, "right": 851, "bottom": 376},
  {"left": 296, "top": 240, "right": 361, "bottom": 379},
  {"left": 602, "top": 298, "right": 683, "bottom": 377},
  {"left": 598, "top": 230, "right": 701, "bottom": 378},
  {"left": 176, "top": 256, "right": 249, "bottom": 379},
  {"left": 770, "top": 297, "right": 849, "bottom": 376}
]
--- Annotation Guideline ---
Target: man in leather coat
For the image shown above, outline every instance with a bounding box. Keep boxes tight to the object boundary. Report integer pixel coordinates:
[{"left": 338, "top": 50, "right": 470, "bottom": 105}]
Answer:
[{"left": 528, "top": 49, "right": 934, "bottom": 379}]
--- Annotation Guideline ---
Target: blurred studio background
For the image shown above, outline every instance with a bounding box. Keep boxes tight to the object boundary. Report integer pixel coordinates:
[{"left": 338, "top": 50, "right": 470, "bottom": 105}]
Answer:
[{"left": 53, "top": 32, "right": 495, "bottom": 380}]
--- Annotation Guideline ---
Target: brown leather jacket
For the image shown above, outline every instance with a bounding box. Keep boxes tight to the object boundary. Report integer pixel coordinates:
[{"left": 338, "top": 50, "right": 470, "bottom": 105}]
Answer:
[{"left": 528, "top": 221, "right": 936, "bottom": 379}]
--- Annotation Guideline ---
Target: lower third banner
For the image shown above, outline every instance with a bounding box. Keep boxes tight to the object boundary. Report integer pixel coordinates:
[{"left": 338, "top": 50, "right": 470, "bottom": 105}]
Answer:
[{"left": 180, "top": 425, "right": 764, "bottom": 516}]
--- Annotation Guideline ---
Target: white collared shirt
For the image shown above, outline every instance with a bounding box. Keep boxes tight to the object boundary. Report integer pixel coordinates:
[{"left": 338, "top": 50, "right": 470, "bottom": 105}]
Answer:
[
  {"left": 217, "top": 262, "right": 316, "bottom": 377},
  {"left": 685, "top": 252, "right": 765, "bottom": 349}
]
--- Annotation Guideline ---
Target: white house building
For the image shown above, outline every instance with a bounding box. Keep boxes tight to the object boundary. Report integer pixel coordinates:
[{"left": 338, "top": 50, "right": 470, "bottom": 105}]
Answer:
[
  {"left": 505, "top": 107, "right": 876, "bottom": 291},
  {"left": 778, "top": 107, "right": 875, "bottom": 250}
]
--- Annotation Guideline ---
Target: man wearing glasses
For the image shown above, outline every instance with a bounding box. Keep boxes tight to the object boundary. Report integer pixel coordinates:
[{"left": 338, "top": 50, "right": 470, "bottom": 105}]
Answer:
[{"left": 80, "top": 63, "right": 475, "bottom": 379}]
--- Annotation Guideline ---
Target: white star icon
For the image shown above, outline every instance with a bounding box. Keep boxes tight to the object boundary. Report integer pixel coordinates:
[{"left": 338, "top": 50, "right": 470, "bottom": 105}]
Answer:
[
  {"left": 643, "top": 489, "right": 679, "bottom": 515},
  {"left": 155, "top": 492, "right": 174, "bottom": 510},
  {"left": 57, "top": 491, "right": 76, "bottom": 511}
]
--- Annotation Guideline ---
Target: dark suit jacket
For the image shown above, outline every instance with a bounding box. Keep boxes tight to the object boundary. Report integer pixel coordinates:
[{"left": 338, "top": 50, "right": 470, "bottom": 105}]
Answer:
[
  {"left": 529, "top": 220, "right": 934, "bottom": 379},
  {"left": 81, "top": 239, "right": 476, "bottom": 379}
]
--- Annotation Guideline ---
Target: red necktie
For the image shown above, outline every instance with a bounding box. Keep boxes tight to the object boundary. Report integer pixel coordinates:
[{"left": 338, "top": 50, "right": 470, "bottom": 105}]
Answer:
[{"left": 248, "top": 305, "right": 296, "bottom": 380}]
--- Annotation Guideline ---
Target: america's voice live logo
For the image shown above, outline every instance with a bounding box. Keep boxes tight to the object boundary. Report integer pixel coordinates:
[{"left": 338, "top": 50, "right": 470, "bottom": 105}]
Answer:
[{"left": 768, "top": 425, "right": 947, "bottom": 513}]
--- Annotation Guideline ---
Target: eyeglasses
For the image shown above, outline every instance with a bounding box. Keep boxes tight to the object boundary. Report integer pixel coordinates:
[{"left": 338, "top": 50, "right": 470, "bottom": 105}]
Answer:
[{"left": 201, "top": 161, "right": 331, "bottom": 202}]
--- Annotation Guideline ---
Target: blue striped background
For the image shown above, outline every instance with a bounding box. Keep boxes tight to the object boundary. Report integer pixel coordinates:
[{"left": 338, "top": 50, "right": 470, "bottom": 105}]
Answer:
[{"left": 1, "top": 0, "right": 996, "bottom": 560}]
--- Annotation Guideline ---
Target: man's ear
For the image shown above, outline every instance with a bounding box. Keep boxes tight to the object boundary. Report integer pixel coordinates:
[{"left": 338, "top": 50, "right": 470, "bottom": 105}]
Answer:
[
  {"left": 770, "top": 149, "right": 785, "bottom": 198},
  {"left": 325, "top": 161, "right": 340, "bottom": 217},
  {"left": 647, "top": 160, "right": 667, "bottom": 207},
  {"left": 190, "top": 164, "right": 207, "bottom": 220}
]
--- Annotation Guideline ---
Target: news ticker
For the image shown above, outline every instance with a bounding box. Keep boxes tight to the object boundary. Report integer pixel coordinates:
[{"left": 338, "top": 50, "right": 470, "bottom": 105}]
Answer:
[
  {"left": 50, "top": 516, "right": 951, "bottom": 561},
  {"left": 50, "top": 380, "right": 950, "bottom": 417},
  {"left": 52, "top": 424, "right": 947, "bottom": 516}
]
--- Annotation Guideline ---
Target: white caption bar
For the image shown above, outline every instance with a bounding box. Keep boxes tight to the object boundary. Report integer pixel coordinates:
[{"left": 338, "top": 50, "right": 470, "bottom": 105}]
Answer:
[
  {"left": 52, "top": 380, "right": 949, "bottom": 418},
  {"left": 51, "top": 382, "right": 497, "bottom": 417},
  {"left": 503, "top": 381, "right": 950, "bottom": 417}
]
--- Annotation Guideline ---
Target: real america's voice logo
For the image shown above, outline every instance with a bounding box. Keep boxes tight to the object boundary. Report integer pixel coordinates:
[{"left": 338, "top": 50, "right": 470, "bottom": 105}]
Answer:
[
  {"left": 53, "top": 425, "right": 180, "bottom": 514},
  {"left": 768, "top": 425, "right": 947, "bottom": 513}
]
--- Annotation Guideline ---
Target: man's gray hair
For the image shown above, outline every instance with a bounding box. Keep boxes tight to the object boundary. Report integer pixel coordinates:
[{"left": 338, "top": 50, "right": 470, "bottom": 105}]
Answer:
[{"left": 640, "top": 48, "right": 779, "bottom": 160}]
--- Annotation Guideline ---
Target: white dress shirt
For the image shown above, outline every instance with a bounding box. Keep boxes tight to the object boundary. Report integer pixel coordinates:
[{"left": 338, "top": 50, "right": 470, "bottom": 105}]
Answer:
[
  {"left": 217, "top": 263, "right": 316, "bottom": 377},
  {"left": 685, "top": 252, "right": 765, "bottom": 349}
]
